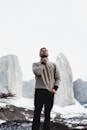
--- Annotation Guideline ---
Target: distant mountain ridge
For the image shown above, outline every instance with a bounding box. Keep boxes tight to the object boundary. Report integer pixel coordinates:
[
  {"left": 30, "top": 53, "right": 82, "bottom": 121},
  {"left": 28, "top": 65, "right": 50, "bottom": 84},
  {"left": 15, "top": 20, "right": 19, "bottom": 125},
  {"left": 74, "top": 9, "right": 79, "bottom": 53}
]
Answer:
[
  {"left": 73, "top": 79, "right": 87, "bottom": 104},
  {"left": 22, "top": 79, "right": 35, "bottom": 98}
]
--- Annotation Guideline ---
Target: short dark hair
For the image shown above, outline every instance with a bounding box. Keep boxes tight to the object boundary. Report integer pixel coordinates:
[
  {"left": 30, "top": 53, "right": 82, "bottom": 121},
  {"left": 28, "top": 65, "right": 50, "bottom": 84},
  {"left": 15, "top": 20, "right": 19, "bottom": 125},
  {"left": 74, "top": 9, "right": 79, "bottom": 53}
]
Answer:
[{"left": 40, "top": 47, "right": 47, "bottom": 51}]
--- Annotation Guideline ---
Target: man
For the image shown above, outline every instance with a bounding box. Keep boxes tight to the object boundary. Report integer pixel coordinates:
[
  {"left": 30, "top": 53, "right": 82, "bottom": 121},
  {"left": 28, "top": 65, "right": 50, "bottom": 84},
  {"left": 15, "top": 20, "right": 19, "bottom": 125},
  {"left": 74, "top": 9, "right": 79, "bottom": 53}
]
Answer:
[{"left": 32, "top": 47, "right": 60, "bottom": 130}]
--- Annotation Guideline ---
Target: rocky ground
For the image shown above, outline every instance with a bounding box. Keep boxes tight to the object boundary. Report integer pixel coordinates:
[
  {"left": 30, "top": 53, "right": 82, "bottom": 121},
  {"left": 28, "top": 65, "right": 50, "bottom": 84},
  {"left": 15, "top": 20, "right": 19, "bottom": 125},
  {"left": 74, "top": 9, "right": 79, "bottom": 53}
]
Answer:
[
  {"left": 0, "top": 120, "right": 69, "bottom": 130},
  {"left": 0, "top": 105, "right": 87, "bottom": 130}
]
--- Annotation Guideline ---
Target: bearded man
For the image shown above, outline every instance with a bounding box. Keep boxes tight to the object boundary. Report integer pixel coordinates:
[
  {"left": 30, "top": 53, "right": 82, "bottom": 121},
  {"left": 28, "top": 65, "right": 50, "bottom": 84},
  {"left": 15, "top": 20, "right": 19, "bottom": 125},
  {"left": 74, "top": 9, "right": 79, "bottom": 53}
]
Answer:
[{"left": 32, "top": 47, "right": 61, "bottom": 130}]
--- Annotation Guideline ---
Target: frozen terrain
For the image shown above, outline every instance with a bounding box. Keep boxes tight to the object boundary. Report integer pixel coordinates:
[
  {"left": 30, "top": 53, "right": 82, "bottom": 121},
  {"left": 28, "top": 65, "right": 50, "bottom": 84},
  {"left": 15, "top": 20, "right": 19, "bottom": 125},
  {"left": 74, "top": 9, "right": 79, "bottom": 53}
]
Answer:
[
  {"left": 55, "top": 53, "right": 75, "bottom": 106},
  {"left": 0, "top": 97, "right": 87, "bottom": 129},
  {"left": 0, "top": 55, "right": 22, "bottom": 97}
]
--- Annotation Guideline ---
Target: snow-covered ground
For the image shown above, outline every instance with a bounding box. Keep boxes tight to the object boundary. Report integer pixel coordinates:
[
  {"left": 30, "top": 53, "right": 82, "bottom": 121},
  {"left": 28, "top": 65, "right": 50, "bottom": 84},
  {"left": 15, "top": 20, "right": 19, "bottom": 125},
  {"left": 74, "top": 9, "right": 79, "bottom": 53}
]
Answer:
[
  {"left": 0, "top": 97, "right": 87, "bottom": 120},
  {"left": 52, "top": 99, "right": 87, "bottom": 118},
  {"left": 0, "top": 97, "right": 87, "bottom": 118},
  {"left": 7, "top": 97, "right": 34, "bottom": 110},
  {"left": 0, "top": 97, "right": 87, "bottom": 130},
  {"left": 0, "top": 119, "right": 6, "bottom": 124}
]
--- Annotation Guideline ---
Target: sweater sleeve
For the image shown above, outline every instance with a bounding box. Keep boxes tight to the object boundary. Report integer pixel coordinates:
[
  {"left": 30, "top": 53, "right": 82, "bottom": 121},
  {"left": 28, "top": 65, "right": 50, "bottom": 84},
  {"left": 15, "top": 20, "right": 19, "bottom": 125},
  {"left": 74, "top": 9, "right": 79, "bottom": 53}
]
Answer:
[
  {"left": 54, "top": 63, "right": 61, "bottom": 87},
  {"left": 32, "top": 63, "right": 44, "bottom": 76}
]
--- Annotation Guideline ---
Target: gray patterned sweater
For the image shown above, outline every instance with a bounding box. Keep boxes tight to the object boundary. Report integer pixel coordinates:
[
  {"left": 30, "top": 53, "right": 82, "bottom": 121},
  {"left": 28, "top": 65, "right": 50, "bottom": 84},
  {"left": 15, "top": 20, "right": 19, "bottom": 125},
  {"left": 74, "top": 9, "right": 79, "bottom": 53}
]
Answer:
[{"left": 32, "top": 61, "right": 60, "bottom": 91}]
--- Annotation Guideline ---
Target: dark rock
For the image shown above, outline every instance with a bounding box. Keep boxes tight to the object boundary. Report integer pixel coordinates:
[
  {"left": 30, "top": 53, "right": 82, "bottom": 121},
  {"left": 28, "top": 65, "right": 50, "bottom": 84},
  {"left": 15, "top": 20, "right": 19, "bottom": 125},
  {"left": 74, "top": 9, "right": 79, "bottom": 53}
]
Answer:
[{"left": 0, "top": 105, "right": 87, "bottom": 129}]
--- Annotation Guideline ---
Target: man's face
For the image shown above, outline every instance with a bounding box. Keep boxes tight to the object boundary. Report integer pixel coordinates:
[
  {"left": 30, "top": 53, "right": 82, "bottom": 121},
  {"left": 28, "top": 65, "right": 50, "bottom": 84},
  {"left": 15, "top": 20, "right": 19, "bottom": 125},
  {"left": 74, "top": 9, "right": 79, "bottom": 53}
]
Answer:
[{"left": 40, "top": 48, "right": 48, "bottom": 57}]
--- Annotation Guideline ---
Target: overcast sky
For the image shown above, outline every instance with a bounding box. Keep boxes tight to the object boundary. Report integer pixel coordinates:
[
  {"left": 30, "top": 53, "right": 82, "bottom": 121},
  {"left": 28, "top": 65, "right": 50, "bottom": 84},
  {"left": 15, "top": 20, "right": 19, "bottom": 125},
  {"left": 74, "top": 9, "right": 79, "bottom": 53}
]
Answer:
[{"left": 0, "top": 0, "right": 87, "bottom": 81}]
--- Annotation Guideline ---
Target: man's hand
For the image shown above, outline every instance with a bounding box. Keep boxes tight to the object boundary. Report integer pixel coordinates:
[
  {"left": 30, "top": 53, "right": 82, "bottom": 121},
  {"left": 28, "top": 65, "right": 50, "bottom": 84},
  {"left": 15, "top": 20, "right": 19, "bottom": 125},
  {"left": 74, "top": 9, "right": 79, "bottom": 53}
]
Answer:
[
  {"left": 41, "top": 57, "right": 48, "bottom": 64},
  {"left": 50, "top": 89, "right": 56, "bottom": 94}
]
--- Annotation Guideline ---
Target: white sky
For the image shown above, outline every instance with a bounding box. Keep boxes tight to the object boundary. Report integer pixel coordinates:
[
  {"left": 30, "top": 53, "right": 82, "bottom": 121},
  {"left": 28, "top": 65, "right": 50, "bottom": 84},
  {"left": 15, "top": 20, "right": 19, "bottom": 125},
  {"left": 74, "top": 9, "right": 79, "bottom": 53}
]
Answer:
[{"left": 0, "top": 0, "right": 87, "bottom": 81}]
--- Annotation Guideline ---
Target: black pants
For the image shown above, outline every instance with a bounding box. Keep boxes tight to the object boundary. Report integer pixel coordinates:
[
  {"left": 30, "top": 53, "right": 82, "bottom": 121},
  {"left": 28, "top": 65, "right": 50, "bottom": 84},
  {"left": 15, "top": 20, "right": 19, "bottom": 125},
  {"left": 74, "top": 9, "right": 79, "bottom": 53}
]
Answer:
[{"left": 32, "top": 89, "right": 54, "bottom": 130}]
